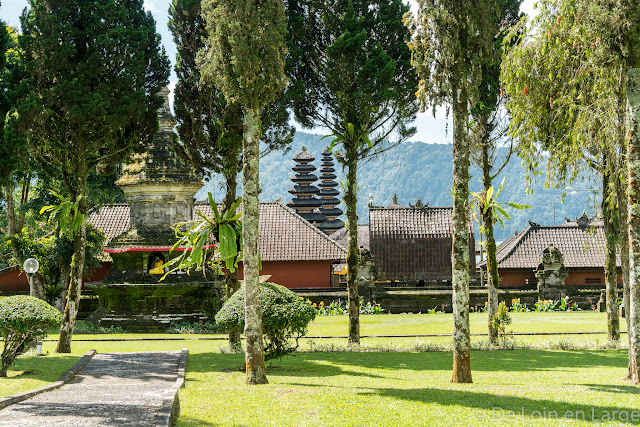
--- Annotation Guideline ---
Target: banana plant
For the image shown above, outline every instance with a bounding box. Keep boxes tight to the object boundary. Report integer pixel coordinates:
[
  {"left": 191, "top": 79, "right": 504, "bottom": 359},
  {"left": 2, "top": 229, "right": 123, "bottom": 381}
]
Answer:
[
  {"left": 39, "top": 191, "right": 85, "bottom": 236},
  {"left": 470, "top": 178, "right": 530, "bottom": 232},
  {"left": 162, "top": 193, "right": 243, "bottom": 279}
]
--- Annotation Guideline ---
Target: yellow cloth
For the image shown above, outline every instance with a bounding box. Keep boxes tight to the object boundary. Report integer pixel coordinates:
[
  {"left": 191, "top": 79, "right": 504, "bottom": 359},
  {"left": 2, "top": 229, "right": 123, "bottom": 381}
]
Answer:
[{"left": 149, "top": 260, "right": 164, "bottom": 275}]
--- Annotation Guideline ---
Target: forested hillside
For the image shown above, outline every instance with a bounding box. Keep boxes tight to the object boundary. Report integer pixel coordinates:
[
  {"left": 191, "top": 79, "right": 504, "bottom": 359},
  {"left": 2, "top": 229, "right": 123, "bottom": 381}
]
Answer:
[{"left": 197, "top": 132, "right": 600, "bottom": 241}]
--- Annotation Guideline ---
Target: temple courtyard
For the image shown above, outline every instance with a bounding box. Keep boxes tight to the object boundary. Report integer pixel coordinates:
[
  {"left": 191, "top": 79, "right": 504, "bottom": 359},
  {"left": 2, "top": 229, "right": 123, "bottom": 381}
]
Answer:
[{"left": 1, "top": 312, "right": 638, "bottom": 426}]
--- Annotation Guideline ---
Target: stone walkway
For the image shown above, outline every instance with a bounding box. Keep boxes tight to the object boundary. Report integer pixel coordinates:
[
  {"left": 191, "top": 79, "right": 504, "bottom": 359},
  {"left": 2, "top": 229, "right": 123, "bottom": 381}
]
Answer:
[{"left": 0, "top": 351, "right": 182, "bottom": 426}]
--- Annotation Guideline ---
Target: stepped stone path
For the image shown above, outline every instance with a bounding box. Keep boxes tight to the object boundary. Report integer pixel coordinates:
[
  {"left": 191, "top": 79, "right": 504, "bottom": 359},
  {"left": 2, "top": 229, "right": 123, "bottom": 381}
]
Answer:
[{"left": 0, "top": 351, "right": 182, "bottom": 426}]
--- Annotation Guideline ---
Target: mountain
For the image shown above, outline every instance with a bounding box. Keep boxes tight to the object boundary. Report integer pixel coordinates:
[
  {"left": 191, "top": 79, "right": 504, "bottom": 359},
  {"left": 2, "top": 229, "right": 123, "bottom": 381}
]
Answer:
[{"left": 196, "top": 132, "right": 600, "bottom": 241}]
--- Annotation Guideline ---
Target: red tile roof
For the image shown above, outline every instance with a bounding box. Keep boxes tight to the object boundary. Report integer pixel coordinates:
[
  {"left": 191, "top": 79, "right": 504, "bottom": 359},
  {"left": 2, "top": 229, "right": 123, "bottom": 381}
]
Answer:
[
  {"left": 489, "top": 221, "right": 617, "bottom": 269},
  {"left": 88, "top": 202, "right": 346, "bottom": 262}
]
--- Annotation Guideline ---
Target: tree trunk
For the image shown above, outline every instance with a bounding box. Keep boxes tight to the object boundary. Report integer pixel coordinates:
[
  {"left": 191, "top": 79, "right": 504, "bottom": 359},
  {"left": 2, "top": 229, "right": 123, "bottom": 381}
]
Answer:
[
  {"left": 451, "top": 83, "right": 472, "bottom": 383},
  {"left": 224, "top": 171, "right": 241, "bottom": 348},
  {"left": 602, "top": 154, "right": 620, "bottom": 342},
  {"left": 345, "top": 156, "right": 360, "bottom": 345},
  {"left": 17, "top": 177, "right": 30, "bottom": 233},
  {"left": 626, "top": 67, "right": 640, "bottom": 384},
  {"left": 616, "top": 73, "right": 632, "bottom": 378},
  {"left": 55, "top": 171, "right": 88, "bottom": 353},
  {"left": 4, "top": 184, "right": 19, "bottom": 260},
  {"left": 618, "top": 163, "right": 633, "bottom": 378},
  {"left": 481, "top": 140, "right": 499, "bottom": 344},
  {"left": 241, "top": 107, "right": 268, "bottom": 385}
]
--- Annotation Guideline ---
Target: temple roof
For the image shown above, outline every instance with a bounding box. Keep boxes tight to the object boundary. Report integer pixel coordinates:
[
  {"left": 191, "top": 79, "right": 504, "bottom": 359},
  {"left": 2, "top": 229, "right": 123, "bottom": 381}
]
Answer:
[
  {"left": 478, "top": 219, "right": 618, "bottom": 270},
  {"left": 89, "top": 202, "right": 346, "bottom": 262}
]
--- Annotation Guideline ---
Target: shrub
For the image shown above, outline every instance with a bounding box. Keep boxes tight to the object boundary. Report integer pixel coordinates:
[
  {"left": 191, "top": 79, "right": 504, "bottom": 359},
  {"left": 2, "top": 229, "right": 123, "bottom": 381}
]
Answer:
[
  {"left": 491, "top": 301, "right": 512, "bottom": 343},
  {"left": 510, "top": 298, "right": 529, "bottom": 312},
  {"left": 0, "top": 296, "right": 62, "bottom": 376},
  {"left": 215, "top": 282, "right": 317, "bottom": 360}
]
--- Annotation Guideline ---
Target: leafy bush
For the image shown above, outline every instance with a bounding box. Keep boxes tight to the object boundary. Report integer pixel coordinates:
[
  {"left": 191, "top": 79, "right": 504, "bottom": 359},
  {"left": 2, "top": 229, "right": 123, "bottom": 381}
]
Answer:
[
  {"left": 215, "top": 282, "right": 317, "bottom": 360},
  {"left": 510, "top": 298, "right": 529, "bottom": 312},
  {"left": 317, "top": 299, "right": 386, "bottom": 315},
  {"left": 0, "top": 296, "right": 62, "bottom": 376},
  {"left": 73, "top": 321, "right": 124, "bottom": 334},
  {"left": 534, "top": 299, "right": 558, "bottom": 312},
  {"left": 317, "top": 300, "right": 347, "bottom": 316},
  {"left": 166, "top": 321, "right": 224, "bottom": 334},
  {"left": 490, "top": 301, "right": 512, "bottom": 343}
]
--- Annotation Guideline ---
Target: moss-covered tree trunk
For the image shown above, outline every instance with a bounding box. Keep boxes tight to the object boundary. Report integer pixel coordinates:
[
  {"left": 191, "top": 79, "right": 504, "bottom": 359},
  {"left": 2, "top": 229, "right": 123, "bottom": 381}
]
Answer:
[
  {"left": 55, "top": 167, "right": 88, "bottom": 354},
  {"left": 602, "top": 154, "right": 620, "bottom": 342},
  {"left": 224, "top": 169, "right": 241, "bottom": 347},
  {"left": 451, "top": 82, "right": 472, "bottom": 383},
  {"left": 618, "top": 174, "right": 633, "bottom": 376},
  {"left": 480, "top": 140, "right": 499, "bottom": 344},
  {"left": 626, "top": 68, "right": 640, "bottom": 384},
  {"left": 242, "top": 108, "right": 268, "bottom": 385},
  {"left": 344, "top": 154, "right": 360, "bottom": 345},
  {"left": 616, "top": 76, "right": 633, "bottom": 378}
]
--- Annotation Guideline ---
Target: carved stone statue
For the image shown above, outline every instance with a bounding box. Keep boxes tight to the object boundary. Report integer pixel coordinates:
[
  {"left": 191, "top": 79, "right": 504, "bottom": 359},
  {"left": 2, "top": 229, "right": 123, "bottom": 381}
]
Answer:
[{"left": 534, "top": 244, "right": 569, "bottom": 300}]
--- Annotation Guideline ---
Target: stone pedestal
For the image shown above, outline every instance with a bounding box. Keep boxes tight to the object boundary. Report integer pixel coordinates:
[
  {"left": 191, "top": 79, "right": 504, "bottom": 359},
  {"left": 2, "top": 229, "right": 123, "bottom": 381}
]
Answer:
[{"left": 535, "top": 244, "right": 568, "bottom": 301}]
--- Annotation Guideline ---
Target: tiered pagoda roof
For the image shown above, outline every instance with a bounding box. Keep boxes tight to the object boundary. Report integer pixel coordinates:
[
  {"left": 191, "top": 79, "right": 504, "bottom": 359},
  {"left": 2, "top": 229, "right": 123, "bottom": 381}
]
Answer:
[
  {"left": 286, "top": 146, "right": 326, "bottom": 225},
  {"left": 318, "top": 147, "right": 344, "bottom": 234}
]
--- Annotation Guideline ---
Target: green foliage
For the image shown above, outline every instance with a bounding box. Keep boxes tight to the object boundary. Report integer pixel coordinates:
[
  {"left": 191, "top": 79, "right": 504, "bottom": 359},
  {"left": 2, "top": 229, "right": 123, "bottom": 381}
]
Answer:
[
  {"left": 510, "top": 298, "right": 529, "bottom": 312},
  {"left": 0, "top": 295, "right": 61, "bottom": 376},
  {"left": 166, "top": 321, "right": 224, "bottom": 334},
  {"left": 490, "top": 301, "right": 512, "bottom": 341},
  {"left": 2, "top": 224, "right": 105, "bottom": 304},
  {"left": 198, "top": 0, "right": 288, "bottom": 110},
  {"left": 215, "top": 282, "right": 317, "bottom": 360},
  {"left": 471, "top": 179, "right": 530, "bottom": 231},
  {"left": 39, "top": 191, "right": 84, "bottom": 235},
  {"left": 316, "top": 299, "right": 386, "bottom": 316},
  {"left": 0, "top": 25, "right": 28, "bottom": 188},
  {"left": 73, "top": 321, "right": 124, "bottom": 334},
  {"left": 163, "top": 193, "right": 242, "bottom": 278},
  {"left": 18, "top": 0, "right": 169, "bottom": 197},
  {"left": 316, "top": 300, "right": 347, "bottom": 316},
  {"left": 169, "top": 0, "right": 292, "bottom": 183},
  {"left": 534, "top": 299, "right": 559, "bottom": 312},
  {"left": 405, "top": 0, "right": 495, "bottom": 112}
]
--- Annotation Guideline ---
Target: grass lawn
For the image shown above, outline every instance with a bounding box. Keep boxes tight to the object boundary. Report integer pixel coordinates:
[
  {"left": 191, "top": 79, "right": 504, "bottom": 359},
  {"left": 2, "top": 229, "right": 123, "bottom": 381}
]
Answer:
[{"left": 1, "top": 312, "right": 636, "bottom": 426}]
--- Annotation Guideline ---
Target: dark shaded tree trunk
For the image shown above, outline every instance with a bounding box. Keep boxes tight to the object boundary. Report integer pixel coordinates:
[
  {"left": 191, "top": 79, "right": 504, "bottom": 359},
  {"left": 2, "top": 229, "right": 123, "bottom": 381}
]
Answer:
[
  {"left": 602, "top": 153, "right": 620, "bottom": 342},
  {"left": 626, "top": 68, "right": 640, "bottom": 384},
  {"left": 224, "top": 170, "right": 241, "bottom": 347},
  {"left": 242, "top": 108, "right": 268, "bottom": 385},
  {"left": 480, "top": 140, "right": 499, "bottom": 344},
  {"left": 345, "top": 155, "right": 360, "bottom": 345},
  {"left": 56, "top": 163, "right": 88, "bottom": 353},
  {"left": 451, "top": 82, "right": 472, "bottom": 383},
  {"left": 4, "top": 184, "right": 18, "bottom": 260}
]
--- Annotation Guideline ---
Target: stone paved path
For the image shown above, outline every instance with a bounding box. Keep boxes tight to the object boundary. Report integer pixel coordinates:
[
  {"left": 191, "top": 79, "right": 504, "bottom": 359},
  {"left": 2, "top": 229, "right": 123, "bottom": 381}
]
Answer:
[{"left": 0, "top": 351, "right": 181, "bottom": 426}]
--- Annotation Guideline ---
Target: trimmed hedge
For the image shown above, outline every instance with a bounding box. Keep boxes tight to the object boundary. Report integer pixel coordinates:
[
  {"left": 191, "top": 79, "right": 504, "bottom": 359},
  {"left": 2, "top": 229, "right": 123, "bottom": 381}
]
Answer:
[
  {"left": 215, "top": 282, "right": 317, "bottom": 360},
  {"left": 0, "top": 296, "right": 62, "bottom": 376}
]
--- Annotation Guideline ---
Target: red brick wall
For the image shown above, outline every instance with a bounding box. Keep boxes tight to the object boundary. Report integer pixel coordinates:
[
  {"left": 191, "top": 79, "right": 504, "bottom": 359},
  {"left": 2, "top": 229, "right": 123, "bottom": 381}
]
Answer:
[
  {"left": 497, "top": 268, "right": 623, "bottom": 287},
  {"left": 237, "top": 260, "right": 332, "bottom": 288}
]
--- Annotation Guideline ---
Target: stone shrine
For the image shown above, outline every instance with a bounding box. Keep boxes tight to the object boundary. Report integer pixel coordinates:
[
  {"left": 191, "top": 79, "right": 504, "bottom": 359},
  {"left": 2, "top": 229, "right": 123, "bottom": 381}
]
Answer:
[
  {"left": 534, "top": 244, "right": 569, "bottom": 300},
  {"left": 87, "top": 87, "right": 223, "bottom": 331}
]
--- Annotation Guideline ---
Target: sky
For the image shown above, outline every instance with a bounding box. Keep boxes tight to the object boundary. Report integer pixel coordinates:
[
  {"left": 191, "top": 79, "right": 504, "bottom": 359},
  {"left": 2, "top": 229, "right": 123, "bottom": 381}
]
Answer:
[{"left": 1, "top": 0, "right": 537, "bottom": 144}]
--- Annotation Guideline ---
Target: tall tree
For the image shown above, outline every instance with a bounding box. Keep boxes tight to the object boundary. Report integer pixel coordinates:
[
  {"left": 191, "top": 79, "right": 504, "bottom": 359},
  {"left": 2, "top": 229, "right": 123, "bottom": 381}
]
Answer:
[
  {"left": 501, "top": 0, "right": 629, "bottom": 343},
  {"left": 199, "top": 0, "right": 288, "bottom": 385},
  {"left": 169, "top": 0, "right": 292, "bottom": 349},
  {"left": 288, "top": 0, "right": 418, "bottom": 344},
  {"left": 469, "top": 0, "right": 522, "bottom": 344},
  {"left": 407, "top": 0, "right": 495, "bottom": 383},
  {"left": 18, "top": 0, "right": 169, "bottom": 353}
]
